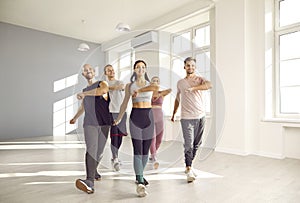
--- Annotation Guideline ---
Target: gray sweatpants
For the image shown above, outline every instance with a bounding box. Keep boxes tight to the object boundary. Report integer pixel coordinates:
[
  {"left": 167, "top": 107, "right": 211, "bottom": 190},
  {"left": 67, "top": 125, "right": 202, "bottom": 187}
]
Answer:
[
  {"left": 180, "top": 117, "right": 205, "bottom": 167},
  {"left": 84, "top": 125, "right": 110, "bottom": 182}
]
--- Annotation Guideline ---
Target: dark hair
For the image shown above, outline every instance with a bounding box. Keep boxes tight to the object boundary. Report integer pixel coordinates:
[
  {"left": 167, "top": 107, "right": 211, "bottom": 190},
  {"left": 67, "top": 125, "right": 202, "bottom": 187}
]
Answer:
[
  {"left": 133, "top": 60, "right": 147, "bottom": 70},
  {"left": 129, "top": 60, "right": 150, "bottom": 88},
  {"left": 184, "top": 57, "right": 196, "bottom": 65}
]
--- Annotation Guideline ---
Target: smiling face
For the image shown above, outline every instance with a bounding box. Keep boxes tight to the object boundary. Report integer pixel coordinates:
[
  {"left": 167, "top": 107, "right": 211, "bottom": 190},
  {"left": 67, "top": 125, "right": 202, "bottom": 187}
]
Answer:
[
  {"left": 82, "top": 64, "right": 95, "bottom": 80},
  {"left": 105, "top": 65, "right": 115, "bottom": 79},
  {"left": 184, "top": 60, "right": 196, "bottom": 76},
  {"left": 134, "top": 61, "right": 147, "bottom": 77}
]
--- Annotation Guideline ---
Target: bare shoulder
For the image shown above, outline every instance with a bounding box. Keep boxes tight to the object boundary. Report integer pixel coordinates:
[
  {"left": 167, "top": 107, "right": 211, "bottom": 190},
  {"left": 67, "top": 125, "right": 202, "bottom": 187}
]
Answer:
[{"left": 99, "top": 80, "right": 108, "bottom": 87}]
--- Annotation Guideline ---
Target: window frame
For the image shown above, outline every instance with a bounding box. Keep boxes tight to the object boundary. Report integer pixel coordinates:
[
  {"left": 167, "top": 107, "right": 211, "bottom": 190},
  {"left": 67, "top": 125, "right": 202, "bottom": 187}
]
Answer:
[
  {"left": 170, "top": 23, "right": 211, "bottom": 115},
  {"left": 274, "top": 0, "right": 300, "bottom": 119}
]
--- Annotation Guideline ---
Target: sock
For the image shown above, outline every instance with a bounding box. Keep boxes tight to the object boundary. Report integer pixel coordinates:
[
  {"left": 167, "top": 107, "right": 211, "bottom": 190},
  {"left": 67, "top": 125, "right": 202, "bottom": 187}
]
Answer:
[{"left": 136, "top": 175, "right": 144, "bottom": 184}]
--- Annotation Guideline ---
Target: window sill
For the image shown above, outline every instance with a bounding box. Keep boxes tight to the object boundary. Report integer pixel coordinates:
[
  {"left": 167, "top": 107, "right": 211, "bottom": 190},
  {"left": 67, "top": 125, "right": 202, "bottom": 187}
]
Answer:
[{"left": 262, "top": 118, "right": 300, "bottom": 127}]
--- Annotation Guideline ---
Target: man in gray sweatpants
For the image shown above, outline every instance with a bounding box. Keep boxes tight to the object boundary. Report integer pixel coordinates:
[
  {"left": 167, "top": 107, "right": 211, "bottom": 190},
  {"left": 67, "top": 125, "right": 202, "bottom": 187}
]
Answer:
[
  {"left": 171, "top": 57, "right": 212, "bottom": 183},
  {"left": 70, "top": 64, "right": 112, "bottom": 194}
]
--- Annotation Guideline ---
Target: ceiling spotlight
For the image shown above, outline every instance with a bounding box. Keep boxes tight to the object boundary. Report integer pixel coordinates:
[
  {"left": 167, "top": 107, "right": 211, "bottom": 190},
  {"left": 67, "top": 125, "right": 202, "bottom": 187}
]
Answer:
[
  {"left": 115, "top": 23, "right": 131, "bottom": 32},
  {"left": 77, "top": 43, "right": 90, "bottom": 51}
]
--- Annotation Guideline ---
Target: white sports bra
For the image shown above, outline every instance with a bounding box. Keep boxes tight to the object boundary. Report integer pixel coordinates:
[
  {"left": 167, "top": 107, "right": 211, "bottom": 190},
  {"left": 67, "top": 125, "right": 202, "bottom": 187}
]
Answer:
[{"left": 130, "top": 81, "right": 153, "bottom": 103}]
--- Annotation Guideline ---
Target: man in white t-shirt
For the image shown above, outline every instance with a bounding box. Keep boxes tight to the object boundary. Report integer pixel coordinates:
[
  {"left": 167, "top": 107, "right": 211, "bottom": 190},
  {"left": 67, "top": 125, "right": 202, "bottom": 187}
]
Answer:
[
  {"left": 104, "top": 64, "right": 128, "bottom": 171},
  {"left": 171, "top": 57, "right": 212, "bottom": 183}
]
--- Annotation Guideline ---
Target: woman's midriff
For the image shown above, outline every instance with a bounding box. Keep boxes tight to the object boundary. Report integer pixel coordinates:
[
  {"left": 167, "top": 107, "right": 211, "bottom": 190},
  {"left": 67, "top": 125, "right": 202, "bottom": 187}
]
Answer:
[{"left": 132, "top": 101, "right": 152, "bottom": 108}]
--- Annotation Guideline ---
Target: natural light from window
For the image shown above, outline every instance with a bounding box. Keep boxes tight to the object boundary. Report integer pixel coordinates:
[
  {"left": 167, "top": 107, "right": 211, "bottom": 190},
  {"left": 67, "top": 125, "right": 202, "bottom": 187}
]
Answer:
[
  {"left": 53, "top": 95, "right": 78, "bottom": 136},
  {"left": 277, "top": 0, "right": 300, "bottom": 115},
  {"left": 53, "top": 73, "right": 79, "bottom": 136},
  {"left": 53, "top": 74, "right": 78, "bottom": 93},
  {"left": 173, "top": 32, "right": 191, "bottom": 54},
  {"left": 279, "top": 0, "right": 300, "bottom": 27},
  {"left": 195, "top": 25, "right": 210, "bottom": 48}
]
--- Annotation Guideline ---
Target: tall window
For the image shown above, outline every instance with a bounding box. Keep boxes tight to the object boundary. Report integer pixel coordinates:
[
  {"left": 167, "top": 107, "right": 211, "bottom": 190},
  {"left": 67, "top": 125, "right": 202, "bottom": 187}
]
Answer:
[
  {"left": 275, "top": 0, "right": 300, "bottom": 117},
  {"left": 171, "top": 23, "right": 211, "bottom": 114}
]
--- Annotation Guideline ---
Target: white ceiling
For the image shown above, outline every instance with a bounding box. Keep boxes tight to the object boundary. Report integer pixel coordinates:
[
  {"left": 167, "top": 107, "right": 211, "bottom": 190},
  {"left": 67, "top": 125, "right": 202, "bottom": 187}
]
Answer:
[{"left": 0, "top": 0, "right": 213, "bottom": 44}]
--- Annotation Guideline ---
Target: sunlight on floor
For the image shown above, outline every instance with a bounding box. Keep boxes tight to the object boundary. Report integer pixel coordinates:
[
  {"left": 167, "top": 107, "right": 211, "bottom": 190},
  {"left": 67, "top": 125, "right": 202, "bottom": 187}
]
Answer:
[
  {"left": 0, "top": 161, "right": 84, "bottom": 166},
  {"left": 0, "top": 143, "right": 85, "bottom": 150}
]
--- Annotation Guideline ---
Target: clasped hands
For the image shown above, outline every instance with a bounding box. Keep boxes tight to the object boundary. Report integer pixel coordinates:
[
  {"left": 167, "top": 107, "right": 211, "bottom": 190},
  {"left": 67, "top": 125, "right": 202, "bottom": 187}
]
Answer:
[{"left": 112, "top": 119, "right": 120, "bottom": 126}]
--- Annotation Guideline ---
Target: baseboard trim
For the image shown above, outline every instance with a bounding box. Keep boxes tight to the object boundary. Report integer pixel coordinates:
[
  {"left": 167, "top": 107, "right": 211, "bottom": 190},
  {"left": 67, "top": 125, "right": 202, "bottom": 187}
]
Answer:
[
  {"left": 215, "top": 147, "right": 285, "bottom": 159},
  {"left": 215, "top": 147, "right": 249, "bottom": 156},
  {"left": 252, "top": 151, "right": 285, "bottom": 159}
]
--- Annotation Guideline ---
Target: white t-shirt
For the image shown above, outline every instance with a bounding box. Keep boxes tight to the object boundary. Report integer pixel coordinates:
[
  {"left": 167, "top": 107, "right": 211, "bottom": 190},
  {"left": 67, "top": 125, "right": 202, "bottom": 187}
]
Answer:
[
  {"left": 177, "top": 76, "right": 206, "bottom": 119},
  {"left": 108, "top": 80, "right": 125, "bottom": 113}
]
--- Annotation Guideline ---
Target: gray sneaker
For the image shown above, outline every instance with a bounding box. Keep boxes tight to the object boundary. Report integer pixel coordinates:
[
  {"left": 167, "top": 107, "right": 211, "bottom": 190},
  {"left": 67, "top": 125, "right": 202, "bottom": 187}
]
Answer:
[{"left": 75, "top": 179, "right": 94, "bottom": 194}]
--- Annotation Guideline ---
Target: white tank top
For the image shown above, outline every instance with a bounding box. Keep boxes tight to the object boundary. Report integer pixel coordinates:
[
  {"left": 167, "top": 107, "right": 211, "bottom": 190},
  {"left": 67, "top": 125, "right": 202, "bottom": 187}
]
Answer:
[{"left": 107, "top": 80, "right": 124, "bottom": 113}]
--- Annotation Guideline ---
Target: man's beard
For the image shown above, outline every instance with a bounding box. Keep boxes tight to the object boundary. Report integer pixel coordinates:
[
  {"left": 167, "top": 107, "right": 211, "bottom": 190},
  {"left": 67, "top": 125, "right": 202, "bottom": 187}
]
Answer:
[{"left": 85, "top": 75, "right": 93, "bottom": 80}]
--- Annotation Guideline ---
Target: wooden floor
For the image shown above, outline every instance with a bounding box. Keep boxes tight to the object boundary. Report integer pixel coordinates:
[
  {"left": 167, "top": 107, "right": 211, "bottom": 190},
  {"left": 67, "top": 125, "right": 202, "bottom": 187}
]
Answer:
[{"left": 0, "top": 135, "right": 299, "bottom": 203}]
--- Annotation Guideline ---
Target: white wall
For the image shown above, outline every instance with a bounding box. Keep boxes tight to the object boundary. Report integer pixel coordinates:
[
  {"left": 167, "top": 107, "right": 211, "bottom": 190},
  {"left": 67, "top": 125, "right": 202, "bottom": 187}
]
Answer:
[
  {"left": 214, "top": 0, "right": 300, "bottom": 159},
  {"left": 215, "top": 0, "right": 247, "bottom": 155}
]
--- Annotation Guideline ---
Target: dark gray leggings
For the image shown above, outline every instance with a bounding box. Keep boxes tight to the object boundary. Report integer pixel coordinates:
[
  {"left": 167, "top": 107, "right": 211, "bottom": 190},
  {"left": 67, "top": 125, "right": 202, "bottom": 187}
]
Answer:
[
  {"left": 130, "top": 108, "right": 154, "bottom": 177},
  {"left": 84, "top": 125, "right": 110, "bottom": 182}
]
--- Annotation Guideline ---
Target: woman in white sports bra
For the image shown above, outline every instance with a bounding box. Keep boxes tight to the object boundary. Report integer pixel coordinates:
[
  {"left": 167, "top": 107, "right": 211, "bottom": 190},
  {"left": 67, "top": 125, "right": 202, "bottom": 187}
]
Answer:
[{"left": 114, "top": 60, "right": 158, "bottom": 197}]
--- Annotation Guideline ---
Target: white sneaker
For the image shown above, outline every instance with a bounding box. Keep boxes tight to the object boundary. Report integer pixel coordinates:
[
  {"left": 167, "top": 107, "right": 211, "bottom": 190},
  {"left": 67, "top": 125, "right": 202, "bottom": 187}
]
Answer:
[
  {"left": 192, "top": 169, "right": 198, "bottom": 177},
  {"left": 136, "top": 184, "right": 148, "bottom": 197},
  {"left": 186, "top": 170, "right": 196, "bottom": 183},
  {"left": 153, "top": 161, "right": 159, "bottom": 170},
  {"left": 184, "top": 167, "right": 197, "bottom": 177}
]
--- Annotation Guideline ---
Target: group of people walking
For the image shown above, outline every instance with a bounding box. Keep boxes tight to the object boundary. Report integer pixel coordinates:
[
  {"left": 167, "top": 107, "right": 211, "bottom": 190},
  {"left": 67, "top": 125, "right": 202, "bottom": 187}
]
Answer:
[{"left": 70, "top": 57, "right": 212, "bottom": 197}]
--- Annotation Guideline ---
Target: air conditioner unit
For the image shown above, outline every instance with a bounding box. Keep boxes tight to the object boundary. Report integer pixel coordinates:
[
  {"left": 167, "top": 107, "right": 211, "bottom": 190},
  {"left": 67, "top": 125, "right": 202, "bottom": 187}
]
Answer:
[{"left": 131, "top": 31, "right": 158, "bottom": 48}]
